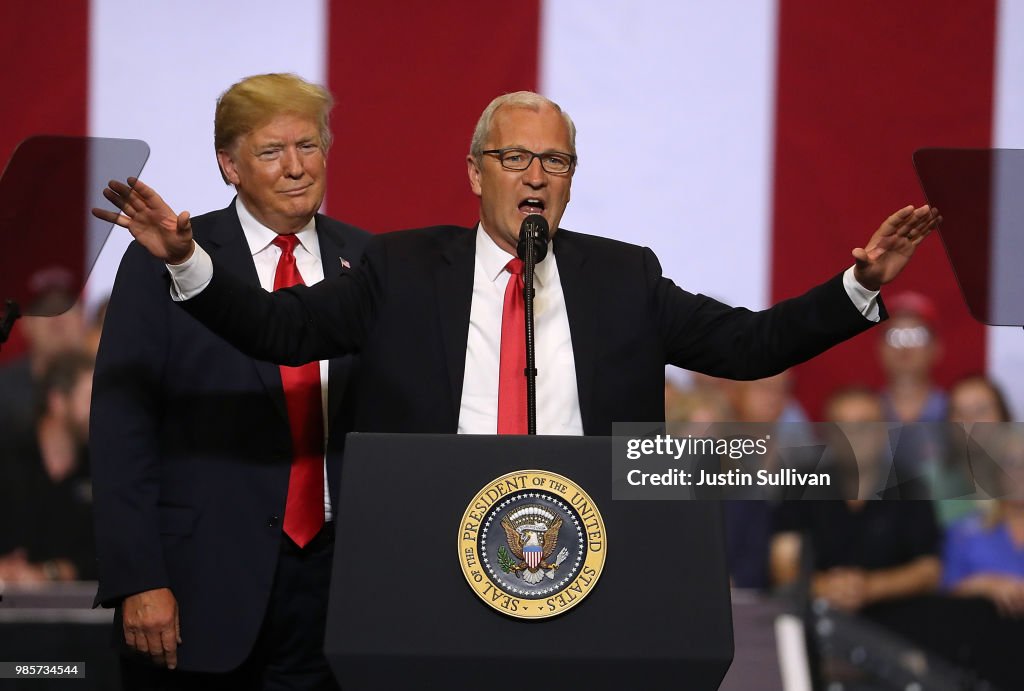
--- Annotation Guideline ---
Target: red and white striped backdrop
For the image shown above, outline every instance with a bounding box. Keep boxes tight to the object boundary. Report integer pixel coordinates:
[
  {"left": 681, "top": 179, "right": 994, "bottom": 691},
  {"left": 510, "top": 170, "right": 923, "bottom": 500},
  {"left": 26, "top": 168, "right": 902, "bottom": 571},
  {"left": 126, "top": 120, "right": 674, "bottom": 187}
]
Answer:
[{"left": 2, "top": 0, "right": 1022, "bottom": 420}]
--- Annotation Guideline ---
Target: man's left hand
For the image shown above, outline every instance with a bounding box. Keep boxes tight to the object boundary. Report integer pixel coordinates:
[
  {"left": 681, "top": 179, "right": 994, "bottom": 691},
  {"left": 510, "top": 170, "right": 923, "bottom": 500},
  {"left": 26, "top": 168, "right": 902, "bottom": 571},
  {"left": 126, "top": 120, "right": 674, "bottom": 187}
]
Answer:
[{"left": 853, "top": 204, "right": 940, "bottom": 291}]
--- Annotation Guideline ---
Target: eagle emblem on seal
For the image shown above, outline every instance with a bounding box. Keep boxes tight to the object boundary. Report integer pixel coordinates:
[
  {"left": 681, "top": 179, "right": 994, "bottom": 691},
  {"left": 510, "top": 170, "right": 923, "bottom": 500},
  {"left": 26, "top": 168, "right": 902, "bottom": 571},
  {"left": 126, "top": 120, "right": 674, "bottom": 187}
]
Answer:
[{"left": 498, "top": 504, "right": 570, "bottom": 585}]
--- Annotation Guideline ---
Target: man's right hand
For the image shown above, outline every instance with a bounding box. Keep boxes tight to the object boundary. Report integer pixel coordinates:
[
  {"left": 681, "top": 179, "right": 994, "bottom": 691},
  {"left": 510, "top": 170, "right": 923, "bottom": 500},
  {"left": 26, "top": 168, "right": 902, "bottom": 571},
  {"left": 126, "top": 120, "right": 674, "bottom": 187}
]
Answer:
[
  {"left": 122, "top": 587, "right": 182, "bottom": 669},
  {"left": 92, "top": 178, "right": 195, "bottom": 265}
]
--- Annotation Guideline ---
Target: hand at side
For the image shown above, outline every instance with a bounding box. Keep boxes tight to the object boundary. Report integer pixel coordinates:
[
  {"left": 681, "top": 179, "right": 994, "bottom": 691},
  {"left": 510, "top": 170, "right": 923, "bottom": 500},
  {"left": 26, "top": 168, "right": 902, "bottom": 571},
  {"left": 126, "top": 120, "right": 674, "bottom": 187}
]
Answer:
[{"left": 122, "top": 587, "right": 182, "bottom": 669}]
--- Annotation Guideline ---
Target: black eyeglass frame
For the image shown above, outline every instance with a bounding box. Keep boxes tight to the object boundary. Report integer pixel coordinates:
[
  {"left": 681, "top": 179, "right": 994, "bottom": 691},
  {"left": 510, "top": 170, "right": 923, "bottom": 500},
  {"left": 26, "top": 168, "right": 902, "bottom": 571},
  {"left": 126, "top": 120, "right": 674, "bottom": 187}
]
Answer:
[{"left": 480, "top": 147, "right": 577, "bottom": 174}]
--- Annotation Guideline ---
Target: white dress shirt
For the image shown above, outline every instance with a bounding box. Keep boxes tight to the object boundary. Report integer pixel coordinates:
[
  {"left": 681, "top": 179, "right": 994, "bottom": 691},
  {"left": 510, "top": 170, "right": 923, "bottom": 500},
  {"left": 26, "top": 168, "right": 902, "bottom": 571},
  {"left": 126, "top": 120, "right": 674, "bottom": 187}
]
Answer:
[
  {"left": 225, "top": 198, "right": 333, "bottom": 522},
  {"left": 458, "top": 226, "right": 584, "bottom": 435}
]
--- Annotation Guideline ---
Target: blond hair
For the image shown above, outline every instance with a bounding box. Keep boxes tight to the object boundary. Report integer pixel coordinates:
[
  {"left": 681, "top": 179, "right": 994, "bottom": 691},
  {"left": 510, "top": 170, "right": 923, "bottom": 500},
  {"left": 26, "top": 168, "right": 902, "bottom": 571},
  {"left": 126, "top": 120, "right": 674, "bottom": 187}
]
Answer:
[{"left": 214, "top": 73, "right": 334, "bottom": 183}]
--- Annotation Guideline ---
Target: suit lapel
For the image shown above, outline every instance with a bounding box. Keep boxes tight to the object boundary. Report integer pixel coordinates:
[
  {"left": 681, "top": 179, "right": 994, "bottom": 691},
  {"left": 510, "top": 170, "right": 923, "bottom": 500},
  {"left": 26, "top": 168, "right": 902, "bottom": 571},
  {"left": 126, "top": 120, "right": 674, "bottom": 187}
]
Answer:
[
  {"left": 315, "top": 215, "right": 357, "bottom": 425},
  {"left": 434, "top": 229, "right": 476, "bottom": 428},
  {"left": 204, "top": 201, "right": 289, "bottom": 424},
  {"left": 552, "top": 229, "right": 598, "bottom": 434}
]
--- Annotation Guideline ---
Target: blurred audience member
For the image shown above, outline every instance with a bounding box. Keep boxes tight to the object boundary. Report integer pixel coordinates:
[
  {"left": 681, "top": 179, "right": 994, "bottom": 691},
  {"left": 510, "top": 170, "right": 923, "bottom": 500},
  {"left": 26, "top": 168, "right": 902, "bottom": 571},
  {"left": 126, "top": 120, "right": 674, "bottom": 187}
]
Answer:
[
  {"left": 734, "top": 369, "right": 810, "bottom": 428},
  {"left": 0, "top": 351, "right": 95, "bottom": 583},
  {"left": 665, "top": 384, "right": 732, "bottom": 425},
  {"left": 688, "top": 370, "right": 735, "bottom": 397},
  {"left": 942, "top": 408, "right": 1024, "bottom": 617},
  {"left": 735, "top": 372, "right": 791, "bottom": 425},
  {"left": 667, "top": 384, "right": 773, "bottom": 589},
  {"left": 0, "top": 271, "right": 86, "bottom": 453},
  {"left": 664, "top": 379, "right": 686, "bottom": 421},
  {"left": 949, "top": 375, "right": 1012, "bottom": 429},
  {"left": 936, "top": 375, "right": 1015, "bottom": 524},
  {"left": 83, "top": 297, "right": 109, "bottom": 358},
  {"left": 771, "top": 387, "right": 941, "bottom": 611},
  {"left": 877, "top": 292, "right": 948, "bottom": 496},
  {"left": 944, "top": 501, "right": 1024, "bottom": 618},
  {"left": 720, "top": 372, "right": 811, "bottom": 590},
  {"left": 878, "top": 291, "right": 946, "bottom": 424}
]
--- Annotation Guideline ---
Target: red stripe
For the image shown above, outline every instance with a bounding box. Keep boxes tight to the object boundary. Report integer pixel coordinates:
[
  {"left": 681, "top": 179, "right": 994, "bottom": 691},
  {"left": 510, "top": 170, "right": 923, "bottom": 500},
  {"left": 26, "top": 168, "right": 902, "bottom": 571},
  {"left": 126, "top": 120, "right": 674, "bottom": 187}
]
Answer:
[
  {"left": 0, "top": 2, "right": 89, "bottom": 363},
  {"left": 325, "top": 0, "right": 540, "bottom": 233},
  {"left": 770, "top": 0, "right": 995, "bottom": 419}
]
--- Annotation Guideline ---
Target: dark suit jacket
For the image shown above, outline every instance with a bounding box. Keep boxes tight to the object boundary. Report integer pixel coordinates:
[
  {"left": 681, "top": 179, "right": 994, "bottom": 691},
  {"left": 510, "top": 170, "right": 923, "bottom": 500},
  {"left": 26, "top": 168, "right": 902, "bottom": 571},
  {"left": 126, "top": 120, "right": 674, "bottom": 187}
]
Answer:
[
  {"left": 90, "top": 201, "right": 369, "bottom": 672},
  {"left": 183, "top": 225, "right": 882, "bottom": 436}
]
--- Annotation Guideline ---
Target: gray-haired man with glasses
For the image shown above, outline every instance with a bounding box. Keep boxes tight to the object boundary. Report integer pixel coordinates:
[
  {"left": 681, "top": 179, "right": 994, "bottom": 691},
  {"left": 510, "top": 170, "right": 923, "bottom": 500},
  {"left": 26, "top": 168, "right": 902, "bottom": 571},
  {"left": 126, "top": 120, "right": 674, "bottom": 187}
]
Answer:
[{"left": 96, "top": 90, "right": 938, "bottom": 441}]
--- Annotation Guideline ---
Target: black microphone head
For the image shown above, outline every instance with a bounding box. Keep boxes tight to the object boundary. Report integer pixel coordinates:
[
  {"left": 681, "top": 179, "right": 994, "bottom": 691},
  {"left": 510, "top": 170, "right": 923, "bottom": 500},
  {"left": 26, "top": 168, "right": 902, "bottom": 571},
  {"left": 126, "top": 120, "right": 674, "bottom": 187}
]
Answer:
[{"left": 517, "top": 214, "right": 550, "bottom": 263}]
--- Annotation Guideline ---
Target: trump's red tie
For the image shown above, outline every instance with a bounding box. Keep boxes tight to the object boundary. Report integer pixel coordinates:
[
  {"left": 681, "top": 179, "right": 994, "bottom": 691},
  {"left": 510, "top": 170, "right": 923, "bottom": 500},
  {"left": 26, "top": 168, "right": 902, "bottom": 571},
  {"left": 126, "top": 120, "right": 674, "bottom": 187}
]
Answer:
[
  {"left": 497, "top": 258, "right": 527, "bottom": 434},
  {"left": 272, "top": 234, "right": 324, "bottom": 547}
]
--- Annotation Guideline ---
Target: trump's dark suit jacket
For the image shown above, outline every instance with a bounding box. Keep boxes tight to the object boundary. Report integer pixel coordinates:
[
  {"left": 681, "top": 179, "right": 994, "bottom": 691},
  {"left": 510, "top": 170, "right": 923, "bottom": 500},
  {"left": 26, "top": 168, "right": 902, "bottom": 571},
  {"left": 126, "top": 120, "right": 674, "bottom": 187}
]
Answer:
[
  {"left": 90, "top": 202, "right": 369, "bottom": 672},
  {"left": 182, "top": 225, "right": 882, "bottom": 436}
]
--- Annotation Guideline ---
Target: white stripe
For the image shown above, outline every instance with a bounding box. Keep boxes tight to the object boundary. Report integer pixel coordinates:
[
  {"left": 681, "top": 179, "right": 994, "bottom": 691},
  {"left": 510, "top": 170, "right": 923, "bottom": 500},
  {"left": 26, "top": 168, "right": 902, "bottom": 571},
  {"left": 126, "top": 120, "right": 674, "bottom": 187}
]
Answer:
[
  {"left": 540, "top": 0, "right": 778, "bottom": 329},
  {"left": 774, "top": 614, "right": 813, "bottom": 691},
  {"left": 989, "top": 0, "right": 1024, "bottom": 418},
  {"left": 85, "top": 0, "right": 328, "bottom": 314}
]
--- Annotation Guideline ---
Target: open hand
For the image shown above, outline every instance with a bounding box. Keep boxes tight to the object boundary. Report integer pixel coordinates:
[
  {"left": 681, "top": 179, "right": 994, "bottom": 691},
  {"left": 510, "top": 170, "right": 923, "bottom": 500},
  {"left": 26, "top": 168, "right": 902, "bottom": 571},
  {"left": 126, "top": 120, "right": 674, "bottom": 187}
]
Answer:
[
  {"left": 852, "top": 205, "right": 940, "bottom": 291},
  {"left": 92, "top": 178, "right": 194, "bottom": 265}
]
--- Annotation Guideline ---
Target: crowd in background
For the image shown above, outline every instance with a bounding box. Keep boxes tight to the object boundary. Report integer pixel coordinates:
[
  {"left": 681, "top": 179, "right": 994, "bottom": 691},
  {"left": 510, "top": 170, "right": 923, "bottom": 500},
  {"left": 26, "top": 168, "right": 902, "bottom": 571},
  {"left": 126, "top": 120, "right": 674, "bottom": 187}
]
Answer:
[
  {"left": 1, "top": 283, "right": 1022, "bottom": 682},
  {"left": 667, "top": 291, "right": 1024, "bottom": 686},
  {"left": 0, "top": 276, "right": 106, "bottom": 584}
]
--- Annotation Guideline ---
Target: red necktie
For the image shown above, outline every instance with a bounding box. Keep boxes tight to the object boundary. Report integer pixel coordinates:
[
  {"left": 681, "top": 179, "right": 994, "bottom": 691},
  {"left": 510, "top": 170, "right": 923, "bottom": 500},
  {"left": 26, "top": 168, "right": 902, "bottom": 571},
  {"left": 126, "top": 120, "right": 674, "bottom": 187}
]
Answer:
[
  {"left": 497, "top": 258, "right": 527, "bottom": 434},
  {"left": 272, "top": 234, "right": 325, "bottom": 547}
]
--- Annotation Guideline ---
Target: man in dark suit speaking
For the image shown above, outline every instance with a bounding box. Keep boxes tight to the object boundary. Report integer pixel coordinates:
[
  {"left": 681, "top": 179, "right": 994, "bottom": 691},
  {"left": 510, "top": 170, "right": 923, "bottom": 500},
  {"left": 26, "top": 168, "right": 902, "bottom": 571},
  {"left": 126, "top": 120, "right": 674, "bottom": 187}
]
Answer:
[
  {"left": 91, "top": 74, "right": 369, "bottom": 689},
  {"left": 96, "top": 90, "right": 936, "bottom": 439}
]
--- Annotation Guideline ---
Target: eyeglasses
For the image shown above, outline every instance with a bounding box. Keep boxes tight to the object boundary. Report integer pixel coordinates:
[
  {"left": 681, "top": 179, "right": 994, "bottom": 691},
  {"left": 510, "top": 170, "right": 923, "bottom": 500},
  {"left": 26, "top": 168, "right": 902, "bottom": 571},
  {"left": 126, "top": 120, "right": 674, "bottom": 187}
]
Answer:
[
  {"left": 481, "top": 147, "right": 576, "bottom": 174},
  {"left": 884, "top": 326, "right": 932, "bottom": 349}
]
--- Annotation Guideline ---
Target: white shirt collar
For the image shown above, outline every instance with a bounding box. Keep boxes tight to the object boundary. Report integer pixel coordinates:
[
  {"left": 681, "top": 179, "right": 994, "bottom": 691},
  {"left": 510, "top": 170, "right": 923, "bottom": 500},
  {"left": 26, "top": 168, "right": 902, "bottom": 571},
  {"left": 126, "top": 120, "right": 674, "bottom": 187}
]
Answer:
[
  {"left": 475, "top": 222, "right": 554, "bottom": 287},
  {"left": 235, "top": 196, "right": 319, "bottom": 258}
]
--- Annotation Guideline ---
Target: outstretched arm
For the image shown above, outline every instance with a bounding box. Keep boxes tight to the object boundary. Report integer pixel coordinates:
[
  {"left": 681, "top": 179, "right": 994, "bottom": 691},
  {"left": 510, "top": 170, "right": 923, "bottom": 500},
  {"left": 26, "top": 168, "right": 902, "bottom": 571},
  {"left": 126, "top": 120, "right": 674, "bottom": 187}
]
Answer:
[
  {"left": 852, "top": 204, "right": 940, "bottom": 291},
  {"left": 93, "top": 178, "right": 195, "bottom": 265},
  {"left": 94, "top": 177, "right": 373, "bottom": 366}
]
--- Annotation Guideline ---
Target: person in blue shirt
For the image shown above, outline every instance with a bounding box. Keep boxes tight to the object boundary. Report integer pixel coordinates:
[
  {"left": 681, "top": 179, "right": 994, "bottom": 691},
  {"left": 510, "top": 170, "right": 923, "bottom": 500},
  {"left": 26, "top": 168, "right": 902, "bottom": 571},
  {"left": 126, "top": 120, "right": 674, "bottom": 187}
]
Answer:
[{"left": 941, "top": 375, "right": 1024, "bottom": 618}]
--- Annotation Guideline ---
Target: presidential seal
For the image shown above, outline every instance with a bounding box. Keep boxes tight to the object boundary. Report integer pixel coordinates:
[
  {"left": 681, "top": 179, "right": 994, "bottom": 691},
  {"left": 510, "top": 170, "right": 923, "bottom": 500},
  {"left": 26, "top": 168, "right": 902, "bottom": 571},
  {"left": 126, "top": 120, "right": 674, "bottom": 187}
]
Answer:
[{"left": 458, "top": 470, "right": 606, "bottom": 619}]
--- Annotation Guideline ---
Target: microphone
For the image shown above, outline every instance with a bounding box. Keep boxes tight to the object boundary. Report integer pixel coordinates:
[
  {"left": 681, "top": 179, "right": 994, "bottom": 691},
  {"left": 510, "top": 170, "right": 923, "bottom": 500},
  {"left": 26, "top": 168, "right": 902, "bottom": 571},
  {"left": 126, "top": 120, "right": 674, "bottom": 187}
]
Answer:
[
  {"left": 517, "top": 214, "right": 549, "bottom": 263},
  {"left": 516, "top": 214, "right": 548, "bottom": 435}
]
